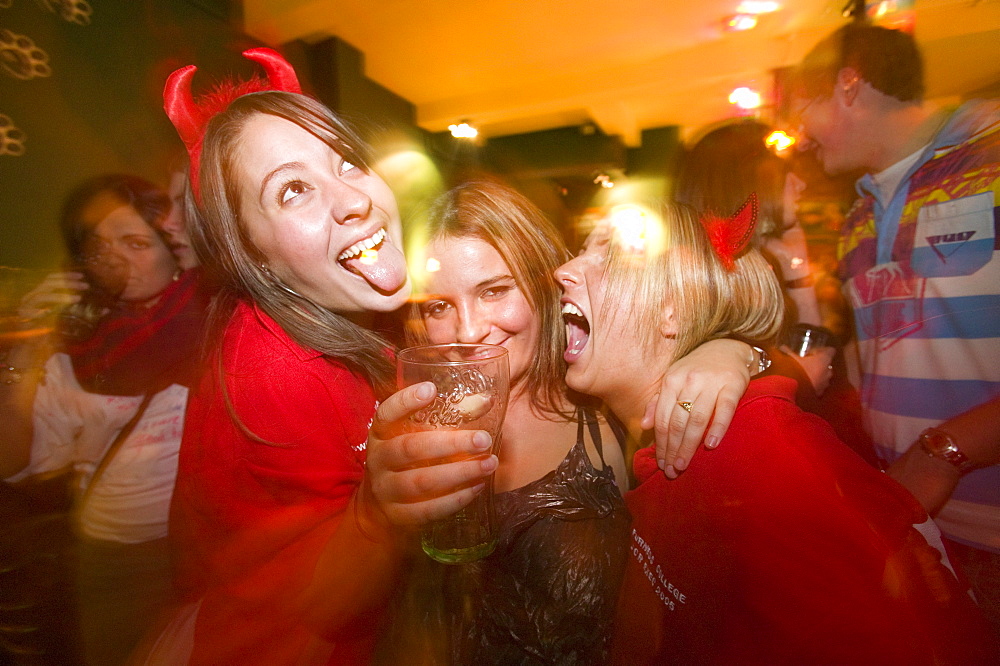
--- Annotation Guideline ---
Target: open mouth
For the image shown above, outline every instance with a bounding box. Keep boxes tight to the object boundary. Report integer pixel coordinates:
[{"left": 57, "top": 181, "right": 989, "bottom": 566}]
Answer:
[
  {"left": 335, "top": 228, "right": 406, "bottom": 293},
  {"left": 561, "top": 301, "right": 590, "bottom": 361},
  {"left": 338, "top": 228, "right": 386, "bottom": 266}
]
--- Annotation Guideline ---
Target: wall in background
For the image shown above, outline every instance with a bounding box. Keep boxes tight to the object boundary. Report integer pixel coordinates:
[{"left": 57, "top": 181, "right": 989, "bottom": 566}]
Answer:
[
  {"left": 0, "top": 1, "right": 682, "bottom": 270},
  {"left": 0, "top": 0, "right": 259, "bottom": 268}
]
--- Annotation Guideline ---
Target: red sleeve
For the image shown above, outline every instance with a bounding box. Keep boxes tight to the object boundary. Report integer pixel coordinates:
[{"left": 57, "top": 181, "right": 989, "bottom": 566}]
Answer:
[{"left": 716, "top": 396, "right": 986, "bottom": 665}]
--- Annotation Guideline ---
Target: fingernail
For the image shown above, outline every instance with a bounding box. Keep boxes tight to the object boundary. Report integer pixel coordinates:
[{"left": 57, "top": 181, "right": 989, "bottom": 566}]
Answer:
[
  {"left": 416, "top": 382, "right": 435, "bottom": 400},
  {"left": 705, "top": 435, "right": 720, "bottom": 449},
  {"left": 664, "top": 465, "right": 678, "bottom": 480},
  {"left": 480, "top": 455, "right": 498, "bottom": 473},
  {"left": 472, "top": 431, "right": 492, "bottom": 450},
  {"left": 673, "top": 457, "right": 687, "bottom": 471},
  {"left": 657, "top": 458, "right": 665, "bottom": 471}
]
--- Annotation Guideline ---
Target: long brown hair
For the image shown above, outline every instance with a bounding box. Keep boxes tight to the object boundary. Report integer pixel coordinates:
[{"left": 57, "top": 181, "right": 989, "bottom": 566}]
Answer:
[
  {"left": 675, "top": 120, "right": 786, "bottom": 239},
  {"left": 190, "top": 91, "right": 396, "bottom": 400}
]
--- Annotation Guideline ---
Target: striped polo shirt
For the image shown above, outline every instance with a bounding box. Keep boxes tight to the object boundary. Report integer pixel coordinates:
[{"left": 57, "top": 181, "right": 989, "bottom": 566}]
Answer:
[{"left": 838, "top": 99, "right": 1000, "bottom": 553}]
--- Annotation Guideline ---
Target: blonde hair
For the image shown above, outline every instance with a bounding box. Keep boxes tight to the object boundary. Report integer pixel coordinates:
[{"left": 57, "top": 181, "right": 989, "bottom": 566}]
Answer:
[{"left": 603, "top": 202, "right": 784, "bottom": 363}]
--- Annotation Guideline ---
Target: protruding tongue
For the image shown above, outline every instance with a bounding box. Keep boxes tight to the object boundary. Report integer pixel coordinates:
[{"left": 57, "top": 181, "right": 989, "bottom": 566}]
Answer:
[{"left": 343, "top": 241, "right": 407, "bottom": 293}]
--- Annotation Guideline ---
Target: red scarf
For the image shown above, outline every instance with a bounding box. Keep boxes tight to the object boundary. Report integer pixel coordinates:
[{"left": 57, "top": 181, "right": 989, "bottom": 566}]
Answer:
[{"left": 67, "top": 269, "right": 211, "bottom": 395}]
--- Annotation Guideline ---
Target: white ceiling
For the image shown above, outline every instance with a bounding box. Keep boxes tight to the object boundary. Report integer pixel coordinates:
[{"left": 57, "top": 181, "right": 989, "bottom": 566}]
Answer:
[{"left": 242, "top": 0, "right": 1000, "bottom": 146}]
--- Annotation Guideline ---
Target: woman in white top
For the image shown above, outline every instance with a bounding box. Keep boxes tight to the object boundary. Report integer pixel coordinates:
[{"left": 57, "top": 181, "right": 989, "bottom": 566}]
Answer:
[{"left": 1, "top": 173, "right": 210, "bottom": 665}]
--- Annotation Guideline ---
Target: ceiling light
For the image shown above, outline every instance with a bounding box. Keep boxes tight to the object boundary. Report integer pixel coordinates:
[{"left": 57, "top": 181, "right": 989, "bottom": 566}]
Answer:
[
  {"left": 594, "top": 172, "right": 614, "bottom": 189},
  {"left": 723, "top": 2, "right": 779, "bottom": 32},
  {"left": 729, "top": 87, "right": 762, "bottom": 110},
  {"left": 448, "top": 122, "right": 478, "bottom": 139},
  {"left": 765, "top": 130, "right": 795, "bottom": 152},
  {"left": 725, "top": 14, "right": 758, "bottom": 31},
  {"left": 736, "top": 1, "right": 780, "bottom": 14}
]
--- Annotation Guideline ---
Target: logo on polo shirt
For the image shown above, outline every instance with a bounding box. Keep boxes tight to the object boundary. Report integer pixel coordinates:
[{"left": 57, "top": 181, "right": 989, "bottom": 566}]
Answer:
[{"left": 926, "top": 230, "right": 976, "bottom": 263}]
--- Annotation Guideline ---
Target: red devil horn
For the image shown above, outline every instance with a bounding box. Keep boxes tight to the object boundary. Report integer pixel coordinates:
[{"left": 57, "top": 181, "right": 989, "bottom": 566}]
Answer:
[
  {"left": 163, "top": 47, "right": 303, "bottom": 203},
  {"left": 163, "top": 65, "right": 203, "bottom": 152},
  {"left": 702, "top": 193, "right": 759, "bottom": 270},
  {"left": 729, "top": 193, "right": 759, "bottom": 249},
  {"left": 244, "top": 47, "right": 302, "bottom": 94}
]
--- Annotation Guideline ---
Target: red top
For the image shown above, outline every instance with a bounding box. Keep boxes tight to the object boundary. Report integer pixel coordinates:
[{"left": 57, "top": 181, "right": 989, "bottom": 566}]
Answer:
[
  {"left": 170, "top": 300, "right": 379, "bottom": 664},
  {"left": 611, "top": 376, "right": 993, "bottom": 666}
]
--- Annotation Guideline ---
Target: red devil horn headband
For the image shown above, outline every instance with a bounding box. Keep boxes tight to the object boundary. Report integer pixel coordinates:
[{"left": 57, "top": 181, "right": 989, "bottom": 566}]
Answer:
[
  {"left": 701, "top": 193, "right": 759, "bottom": 271},
  {"left": 162, "top": 47, "right": 302, "bottom": 202}
]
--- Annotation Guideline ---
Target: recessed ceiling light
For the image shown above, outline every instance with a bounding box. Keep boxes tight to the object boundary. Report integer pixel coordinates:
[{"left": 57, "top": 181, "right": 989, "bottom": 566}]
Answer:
[
  {"left": 736, "top": 1, "right": 780, "bottom": 14},
  {"left": 729, "top": 87, "right": 762, "bottom": 110},
  {"left": 448, "top": 122, "right": 478, "bottom": 139},
  {"left": 725, "top": 14, "right": 758, "bottom": 31}
]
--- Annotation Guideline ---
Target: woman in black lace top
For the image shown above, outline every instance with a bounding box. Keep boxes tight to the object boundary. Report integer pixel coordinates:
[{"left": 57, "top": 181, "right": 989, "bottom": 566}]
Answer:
[{"left": 382, "top": 180, "right": 630, "bottom": 665}]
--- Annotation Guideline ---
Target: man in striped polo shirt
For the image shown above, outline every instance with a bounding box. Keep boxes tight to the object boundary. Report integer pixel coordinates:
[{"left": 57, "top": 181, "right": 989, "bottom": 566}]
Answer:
[{"left": 793, "top": 21, "right": 1000, "bottom": 646}]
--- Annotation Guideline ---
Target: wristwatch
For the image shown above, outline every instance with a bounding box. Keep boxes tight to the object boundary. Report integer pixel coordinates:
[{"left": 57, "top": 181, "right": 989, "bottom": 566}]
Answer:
[{"left": 917, "top": 428, "right": 976, "bottom": 474}]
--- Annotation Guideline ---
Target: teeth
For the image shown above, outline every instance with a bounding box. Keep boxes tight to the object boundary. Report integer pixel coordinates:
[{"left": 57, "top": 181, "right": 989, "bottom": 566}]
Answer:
[
  {"left": 338, "top": 228, "right": 386, "bottom": 262},
  {"left": 561, "top": 302, "right": 584, "bottom": 318}
]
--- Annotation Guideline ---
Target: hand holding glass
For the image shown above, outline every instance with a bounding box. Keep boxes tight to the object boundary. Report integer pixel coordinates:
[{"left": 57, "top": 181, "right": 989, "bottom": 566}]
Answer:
[{"left": 396, "top": 343, "right": 509, "bottom": 564}]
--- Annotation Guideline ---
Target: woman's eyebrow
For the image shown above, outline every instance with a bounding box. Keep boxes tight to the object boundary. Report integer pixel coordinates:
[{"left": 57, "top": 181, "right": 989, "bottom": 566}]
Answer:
[
  {"left": 475, "top": 273, "right": 514, "bottom": 290},
  {"left": 258, "top": 162, "right": 304, "bottom": 203}
]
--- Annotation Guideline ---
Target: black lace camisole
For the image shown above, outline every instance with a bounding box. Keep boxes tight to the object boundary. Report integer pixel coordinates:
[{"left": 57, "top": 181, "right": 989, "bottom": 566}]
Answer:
[{"left": 380, "top": 408, "right": 631, "bottom": 665}]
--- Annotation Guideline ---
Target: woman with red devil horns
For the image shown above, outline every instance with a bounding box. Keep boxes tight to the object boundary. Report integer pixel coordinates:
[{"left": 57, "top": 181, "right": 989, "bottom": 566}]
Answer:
[
  {"left": 148, "top": 48, "right": 470, "bottom": 664},
  {"left": 551, "top": 200, "right": 993, "bottom": 665}
]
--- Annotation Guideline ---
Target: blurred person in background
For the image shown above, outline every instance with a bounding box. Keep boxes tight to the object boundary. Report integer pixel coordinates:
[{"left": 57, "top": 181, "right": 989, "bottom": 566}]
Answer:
[
  {"left": 0, "top": 173, "right": 210, "bottom": 665},
  {"left": 674, "top": 120, "right": 879, "bottom": 467},
  {"left": 554, "top": 199, "right": 993, "bottom": 665},
  {"left": 676, "top": 121, "right": 832, "bottom": 391},
  {"left": 793, "top": 20, "right": 1000, "bottom": 646},
  {"left": 158, "top": 157, "right": 200, "bottom": 272}
]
